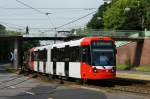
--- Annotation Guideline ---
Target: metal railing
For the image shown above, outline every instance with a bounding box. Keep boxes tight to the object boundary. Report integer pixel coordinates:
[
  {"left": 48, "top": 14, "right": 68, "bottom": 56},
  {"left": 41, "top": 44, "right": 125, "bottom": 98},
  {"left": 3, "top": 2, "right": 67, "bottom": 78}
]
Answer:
[
  {"left": 0, "top": 29, "right": 149, "bottom": 38},
  {"left": 71, "top": 29, "right": 146, "bottom": 38}
]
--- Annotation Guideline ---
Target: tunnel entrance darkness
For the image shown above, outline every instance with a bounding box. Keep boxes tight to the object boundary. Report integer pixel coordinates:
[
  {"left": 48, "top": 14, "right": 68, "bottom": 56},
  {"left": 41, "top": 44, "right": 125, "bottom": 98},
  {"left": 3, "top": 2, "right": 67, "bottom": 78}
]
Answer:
[{"left": 0, "top": 39, "right": 13, "bottom": 62}]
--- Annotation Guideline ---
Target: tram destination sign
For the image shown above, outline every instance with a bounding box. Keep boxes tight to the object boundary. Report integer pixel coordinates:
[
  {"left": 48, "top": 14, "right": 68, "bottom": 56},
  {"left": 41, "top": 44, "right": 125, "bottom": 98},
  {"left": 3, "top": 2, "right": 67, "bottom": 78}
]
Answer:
[{"left": 92, "top": 41, "right": 113, "bottom": 47}]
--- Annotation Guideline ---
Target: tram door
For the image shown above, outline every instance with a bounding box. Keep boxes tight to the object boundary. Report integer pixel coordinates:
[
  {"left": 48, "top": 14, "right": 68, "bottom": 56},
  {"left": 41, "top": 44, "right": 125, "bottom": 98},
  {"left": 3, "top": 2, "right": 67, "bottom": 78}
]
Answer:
[
  {"left": 51, "top": 47, "right": 57, "bottom": 75},
  {"left": 65, "top": 45, "right": 69, "bottom": 77},
  {"left": 82, "top": 46, "right": 91, "bottom": 65},
  {"left": 53, "top": 62, "right": 56, "bottom": 75}
]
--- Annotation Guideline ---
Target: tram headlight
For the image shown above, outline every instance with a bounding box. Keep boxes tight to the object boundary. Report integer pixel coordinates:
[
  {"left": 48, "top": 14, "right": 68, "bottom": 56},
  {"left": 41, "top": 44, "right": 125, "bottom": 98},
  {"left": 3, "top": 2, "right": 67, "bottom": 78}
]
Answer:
[
  {"left": 93, "top": 67, "right": 97, "bottom": 73},
  {"left": 112, "top": 67, "right": 116, "bottom": 72}
]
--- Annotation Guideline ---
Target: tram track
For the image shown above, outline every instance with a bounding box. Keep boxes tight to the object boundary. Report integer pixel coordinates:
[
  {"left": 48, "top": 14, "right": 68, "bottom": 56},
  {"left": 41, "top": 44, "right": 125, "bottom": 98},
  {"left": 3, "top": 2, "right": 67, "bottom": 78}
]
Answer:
[
  {"left": 0, "top": 75, "right": 24, "bottom": 84},
  {"left": 16, "top": 71, "right": 150, "bottom": 96},
  {"left": 112, "top": 86, "right": 150, "bottom": 95},
  {"left": 0, "top": 74, "right": 33, "bottom": 90},
  {"left": 41, "top": 75, "right": 150, "bottom": 95},
  {"left": 84, "top": 78, "right": 150, "bottom": 95}
]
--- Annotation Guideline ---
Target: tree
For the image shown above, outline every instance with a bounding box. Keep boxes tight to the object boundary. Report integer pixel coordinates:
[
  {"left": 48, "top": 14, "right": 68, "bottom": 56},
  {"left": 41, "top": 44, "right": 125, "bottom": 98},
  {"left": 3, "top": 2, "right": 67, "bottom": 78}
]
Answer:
[
  {"left": 0, "top": 24, "right": 21, "bottom": 35},
  {"left": 87, "top": 2, "right": 110, "bottom": 29},
  {"left": 0, "top": 24, "right": 7, "bottom": 35},
  {"left": 87, "top": 0, "right": 150, "bottom": 30},
  {"left": 103, "top": 0, "right": 150, "bottom": 30},
  {"left": 141, "top": 0, "right": 150, "bottom": 30},
  {"left": 103, "top": 0, "right": 143, "bottom": 30},
  {"left": 0, "top": 24, "right": 6, "bottom": 30}
]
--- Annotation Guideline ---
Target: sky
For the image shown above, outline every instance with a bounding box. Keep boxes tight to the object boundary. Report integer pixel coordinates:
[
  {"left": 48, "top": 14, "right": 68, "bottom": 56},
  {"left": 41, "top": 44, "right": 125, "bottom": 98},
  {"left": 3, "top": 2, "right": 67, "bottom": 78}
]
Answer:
[{"left": 0, "top": 0, "right": 104, "bottom": 35}]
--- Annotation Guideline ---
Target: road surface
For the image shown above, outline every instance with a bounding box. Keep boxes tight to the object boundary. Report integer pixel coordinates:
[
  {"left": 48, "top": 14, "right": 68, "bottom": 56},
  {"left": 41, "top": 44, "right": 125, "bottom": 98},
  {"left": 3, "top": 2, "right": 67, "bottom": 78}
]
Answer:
[{"left": 0, "top": 63, "right": 149, "bottom": 99}]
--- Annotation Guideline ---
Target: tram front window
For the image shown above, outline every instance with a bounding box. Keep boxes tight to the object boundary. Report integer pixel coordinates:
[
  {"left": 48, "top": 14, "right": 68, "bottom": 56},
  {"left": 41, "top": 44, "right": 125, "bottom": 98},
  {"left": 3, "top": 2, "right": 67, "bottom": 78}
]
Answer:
[{"left": 92, "top": 49, "right": 115, "bottom": 66}]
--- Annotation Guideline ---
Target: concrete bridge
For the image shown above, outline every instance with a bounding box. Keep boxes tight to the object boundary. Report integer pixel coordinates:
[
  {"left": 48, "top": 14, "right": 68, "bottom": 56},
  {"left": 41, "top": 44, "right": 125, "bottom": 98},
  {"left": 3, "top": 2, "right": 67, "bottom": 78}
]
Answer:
[{"left": 0, "top": 30, "right": 149, "bottom": 69}]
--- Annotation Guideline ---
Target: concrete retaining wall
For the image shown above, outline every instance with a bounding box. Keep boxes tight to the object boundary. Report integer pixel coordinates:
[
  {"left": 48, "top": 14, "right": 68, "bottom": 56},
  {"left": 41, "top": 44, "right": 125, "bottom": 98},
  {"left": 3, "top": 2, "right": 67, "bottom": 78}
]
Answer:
[{"left": 116, "top": 39, "right": 150, "bottom": 66}]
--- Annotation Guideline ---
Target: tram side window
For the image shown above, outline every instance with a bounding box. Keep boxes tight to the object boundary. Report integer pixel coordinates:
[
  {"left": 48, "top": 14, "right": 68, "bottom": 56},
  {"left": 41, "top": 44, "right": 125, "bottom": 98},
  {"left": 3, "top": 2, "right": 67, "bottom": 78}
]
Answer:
[
  {"left": 82, "top": 46, "right": 91, "bottom": 65},
  {"left": 69, "top": 46, "right": 81, "bottom": 62},
  {"left": 64, "top": 46, "right": 69, "bottom": 61},
  {"left": 58, "top": 48, "right": 66, "bottom": 62},
  {"left": 33, "top": 50, "right": 47, "bottom": 61},
  {"left": 38, "top": 50, "right": 47, "bottom": 61},
  {"left": 51, "top": 46, "right": 81, "bottom": 62},
  {"left": 34, "top": 51, "right": 39, "bottom": 61},
  {"left": 41, "top": 50, "right": 47, "bottom": 61},
  {"left": 51, "top": 48, "right": 58, "bottom": 61}
]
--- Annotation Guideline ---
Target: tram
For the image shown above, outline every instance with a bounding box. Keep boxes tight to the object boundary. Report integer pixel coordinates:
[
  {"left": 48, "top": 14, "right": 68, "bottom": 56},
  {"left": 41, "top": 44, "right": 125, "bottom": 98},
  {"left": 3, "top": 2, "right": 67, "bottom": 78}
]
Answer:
[{"left": 27, "top": 37, "right": 117, "bottom": 80}]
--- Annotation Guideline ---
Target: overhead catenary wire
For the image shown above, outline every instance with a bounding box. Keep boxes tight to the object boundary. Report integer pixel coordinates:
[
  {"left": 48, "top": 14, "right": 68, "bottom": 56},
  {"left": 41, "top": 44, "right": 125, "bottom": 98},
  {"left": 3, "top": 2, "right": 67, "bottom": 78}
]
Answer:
[
  {"left": 0, "top": 9, "right": 95, "bottom": 18},
  {"left": 46, "top": 13, "right": 55, "bottom": 28},
  {"left": 55, "top": 10, "right": 96, "bottom": 29},
  {"left": 15, "top": 0, "right": 97, "bottom": 32},
  {"left": 0, "top": 16, "right": 85, "bottom": 20},
  {"left": 41, "top": 10, "right": 96, "bottom": 32},
  {"left": 0, "top": 7, "right": 97, "bottom": 10},
  {"left": 0, "top": 9, "right": 94, "bottom": 17},
  {"left": 0, "top": 13, "right": 40, "bottom": 17},
  {"left": 16, "top": 0, "right": 56, "bottom": 30},
  {"left": 0, "top": 21, "right": 25, "bottom": 29},
  {"left": 15, "top": 0, "right": 44, "bottom": 15}
]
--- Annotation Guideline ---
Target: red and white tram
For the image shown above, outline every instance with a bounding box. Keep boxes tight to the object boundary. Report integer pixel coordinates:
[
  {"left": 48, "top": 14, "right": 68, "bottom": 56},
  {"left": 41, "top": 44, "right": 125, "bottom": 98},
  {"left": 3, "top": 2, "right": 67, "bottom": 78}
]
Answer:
[{"left": 27, "top": 37, "right": 117, "bottom": 80}]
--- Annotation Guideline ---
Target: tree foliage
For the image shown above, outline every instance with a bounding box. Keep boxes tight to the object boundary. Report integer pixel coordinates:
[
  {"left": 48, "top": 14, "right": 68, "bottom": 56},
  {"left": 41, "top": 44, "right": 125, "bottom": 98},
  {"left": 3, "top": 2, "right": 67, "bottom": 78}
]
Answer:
[
  {"left": 87, "top": 0, "right": 150, "bottom": 30},
  {"left": 103, "top": 0, "right": 142, "bottom": 30},
  {"left": 0, "top": 24, "right": 6, "bottom": 30},
  {"left": 87, "top": 2, "right": 110, "bottom": 29},
  {"left": 141, "top": 0, "right": 150, "bottom": 30},
  {"left": 0, "top": 24, "right": 21, "bottom": 35}
]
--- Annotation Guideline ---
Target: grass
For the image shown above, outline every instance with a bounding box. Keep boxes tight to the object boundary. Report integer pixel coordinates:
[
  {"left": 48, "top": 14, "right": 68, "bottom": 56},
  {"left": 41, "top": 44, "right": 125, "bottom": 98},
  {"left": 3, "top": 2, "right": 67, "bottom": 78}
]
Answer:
[
  {"left": 116, "top": 64, "right": 132, "bottom": 70},
  {"left": 5, "top": 66, "right": 17, "bottom": 73},
  {"left": 117, "top": 64, "right": 150, "bottom": 72},
  {"left": 134, "top": 66, "right": 150, "bottom": 72}
]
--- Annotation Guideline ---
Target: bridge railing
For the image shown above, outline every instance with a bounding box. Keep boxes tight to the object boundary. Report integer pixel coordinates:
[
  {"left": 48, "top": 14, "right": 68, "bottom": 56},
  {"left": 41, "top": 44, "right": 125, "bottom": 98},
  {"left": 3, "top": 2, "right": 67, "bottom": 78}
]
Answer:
[
  {"left": 71, "top": 29, "right": 146, "bottom": 38},
  {"left": 0, "top": 29, "right": 149, "bottom": 38}
]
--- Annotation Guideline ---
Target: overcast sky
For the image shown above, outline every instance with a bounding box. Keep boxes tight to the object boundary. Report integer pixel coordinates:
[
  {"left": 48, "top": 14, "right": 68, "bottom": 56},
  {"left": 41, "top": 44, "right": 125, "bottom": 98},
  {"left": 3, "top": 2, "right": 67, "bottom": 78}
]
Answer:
[{"left": 0, "top": 0, "right": 104, "bottom": 34}]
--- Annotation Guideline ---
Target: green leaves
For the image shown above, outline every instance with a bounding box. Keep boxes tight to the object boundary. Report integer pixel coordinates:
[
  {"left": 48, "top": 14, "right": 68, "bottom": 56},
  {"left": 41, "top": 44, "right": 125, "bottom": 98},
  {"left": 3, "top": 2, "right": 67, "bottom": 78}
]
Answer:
[
  {"left": 87, "top": 0, "right": 150, "bottom": 30},
  {"left": 103, "top": 0, "right": 141, "bottom": 30},
  {"left": 103, "top": 6, "right": 125, "bottom": 30},
  {"left": 0, "top": 24, "right": 21, "bottom": 36},
  {"left": 87, "top": 2, "right": 109, "bottom": 29},
  {"left": 0, "top": 24, "right": 6, "bottom": 30}
]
